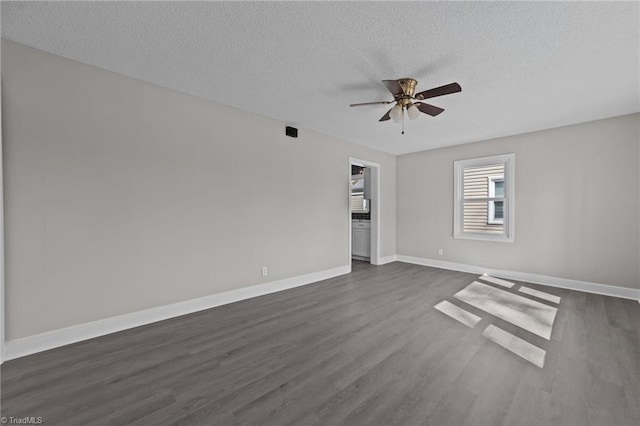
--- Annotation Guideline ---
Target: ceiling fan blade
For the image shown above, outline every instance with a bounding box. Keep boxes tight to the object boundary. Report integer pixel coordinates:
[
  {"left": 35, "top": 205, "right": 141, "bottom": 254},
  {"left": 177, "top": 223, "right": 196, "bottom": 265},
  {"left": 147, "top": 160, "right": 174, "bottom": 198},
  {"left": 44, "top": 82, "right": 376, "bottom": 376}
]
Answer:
[
  {"left": 415, "top": 102, "right": 445, "bottom": 116},
  {"left": 379, "top": 108, "right": 393, "bottom": 121},
  {"left": 415, "top": 82, "right": 462, "bottom": 100},
  {"left": 350, "top": 101, "right": 393, "bottom": 107},
  {"left": 382, "top": 80, "right": 404, "bottom": 97}
]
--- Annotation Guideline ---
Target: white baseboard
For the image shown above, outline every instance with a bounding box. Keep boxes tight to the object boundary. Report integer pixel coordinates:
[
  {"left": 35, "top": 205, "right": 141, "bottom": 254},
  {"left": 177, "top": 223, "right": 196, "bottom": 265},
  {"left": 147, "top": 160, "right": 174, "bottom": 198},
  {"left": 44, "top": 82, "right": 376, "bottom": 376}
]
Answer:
[
  {"left": 375, "top": 255, "right": 398, "bottom": 265},
  {"left": 396, "top": 255, "right": 640, "bottom": 301},
  {"left": 4, "top": 265, "right": 350, "bottom": 361}
]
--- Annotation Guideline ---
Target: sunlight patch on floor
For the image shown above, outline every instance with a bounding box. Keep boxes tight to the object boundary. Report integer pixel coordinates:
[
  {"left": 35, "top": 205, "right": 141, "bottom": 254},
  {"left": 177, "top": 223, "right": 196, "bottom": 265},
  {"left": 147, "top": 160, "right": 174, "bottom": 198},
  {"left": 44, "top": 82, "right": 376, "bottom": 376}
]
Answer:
[
  {"left": 518, "top": 286, "right": 561, "bottom": 304},
  {"left": 482, "top": 324, "right": 546, "bottom": 368},
  {"left": 434, "top": 278, "right": 562, "bottom": 368},
  {"left": 478, "top": 274, "right": 515, "bottom": 288},
  {"left": 454, "top": 281, "right": 558, "bottom": 340},
  {"left": 434, "top": 300, "right": 482, "bottom": 328}
]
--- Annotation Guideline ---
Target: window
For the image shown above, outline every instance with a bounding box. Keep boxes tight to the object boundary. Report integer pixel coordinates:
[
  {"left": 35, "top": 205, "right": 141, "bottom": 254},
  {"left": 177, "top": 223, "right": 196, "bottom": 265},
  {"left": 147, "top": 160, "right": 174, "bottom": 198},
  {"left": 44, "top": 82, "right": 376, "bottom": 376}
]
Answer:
[
  {"left": 351, "top": 192, "right": 368, "bottom": 212},
  {"left": 454, "top": 154, "right": 514, "bottom": 242},
  {"left": 351, "top": 175, "right": 369, "bottom": 213}
]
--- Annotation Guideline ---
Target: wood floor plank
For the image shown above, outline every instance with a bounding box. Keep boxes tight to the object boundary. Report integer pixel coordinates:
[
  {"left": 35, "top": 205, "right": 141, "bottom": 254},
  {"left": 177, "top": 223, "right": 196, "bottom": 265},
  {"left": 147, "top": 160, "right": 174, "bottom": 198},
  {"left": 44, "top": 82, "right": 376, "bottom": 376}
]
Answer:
[{"left": 2, "top": 261, "right": 639, "bottom": 426}]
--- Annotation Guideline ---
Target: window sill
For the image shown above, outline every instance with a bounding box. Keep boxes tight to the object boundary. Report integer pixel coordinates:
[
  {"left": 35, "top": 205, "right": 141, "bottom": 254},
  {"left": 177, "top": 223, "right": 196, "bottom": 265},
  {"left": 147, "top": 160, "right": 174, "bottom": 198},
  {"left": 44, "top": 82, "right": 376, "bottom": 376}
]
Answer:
[{"left": 453, "top": 233, "right": 514, "bottom": 243}]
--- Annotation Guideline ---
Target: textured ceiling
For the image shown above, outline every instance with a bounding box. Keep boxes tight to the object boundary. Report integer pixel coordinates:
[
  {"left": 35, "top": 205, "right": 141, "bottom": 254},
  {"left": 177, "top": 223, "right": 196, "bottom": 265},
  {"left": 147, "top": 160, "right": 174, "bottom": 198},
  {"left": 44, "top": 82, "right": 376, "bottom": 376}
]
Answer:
[{"left": 2, "top": 1, "right": 639, "bottom": 155}]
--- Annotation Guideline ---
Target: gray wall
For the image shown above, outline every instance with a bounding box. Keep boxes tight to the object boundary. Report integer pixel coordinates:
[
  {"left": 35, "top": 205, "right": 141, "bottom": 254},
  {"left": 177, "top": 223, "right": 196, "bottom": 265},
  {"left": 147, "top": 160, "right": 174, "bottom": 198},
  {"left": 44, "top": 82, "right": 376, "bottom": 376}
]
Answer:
[
  {"left": 1, "top": 40, "right": 397, "bottom": 340},
  {"left": 397, "top": 113, "right": 640, "bottom": 289}
]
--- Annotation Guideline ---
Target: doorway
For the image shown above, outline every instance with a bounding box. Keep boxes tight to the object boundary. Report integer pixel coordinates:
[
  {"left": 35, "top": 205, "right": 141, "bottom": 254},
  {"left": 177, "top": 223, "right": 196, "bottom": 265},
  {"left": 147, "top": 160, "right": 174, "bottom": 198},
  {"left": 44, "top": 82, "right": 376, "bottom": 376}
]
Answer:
[{"left": 348, "top": 158, "right": 380, "bottom": 267}]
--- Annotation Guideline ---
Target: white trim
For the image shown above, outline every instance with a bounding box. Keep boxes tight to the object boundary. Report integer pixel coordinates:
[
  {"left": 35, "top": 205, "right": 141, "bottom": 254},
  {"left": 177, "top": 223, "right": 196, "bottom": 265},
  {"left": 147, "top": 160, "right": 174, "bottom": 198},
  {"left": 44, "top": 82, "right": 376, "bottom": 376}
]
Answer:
[
  {"left": 3, "top": 265, "right": 350, "bottom": 361},
  {"left": 349, "top": 158, "right": 381, "bottom": 266},
  {"left": 375, "top": 255, "right": 398, "bottom": 265},
  {"left": 0, "top": 76, "right": 4, "bottom": 364},
  {"left": 452, "top": 231, "right": 514, "bottom": 243},
  {"left": 453, "top": 153, "right": 515, "bottom": 243},
  {"left": 487, "top": 175, "right": 504, "bottom": 225},
  {"left": 396, "top": 255, "right": 640, "bottom": 301}
]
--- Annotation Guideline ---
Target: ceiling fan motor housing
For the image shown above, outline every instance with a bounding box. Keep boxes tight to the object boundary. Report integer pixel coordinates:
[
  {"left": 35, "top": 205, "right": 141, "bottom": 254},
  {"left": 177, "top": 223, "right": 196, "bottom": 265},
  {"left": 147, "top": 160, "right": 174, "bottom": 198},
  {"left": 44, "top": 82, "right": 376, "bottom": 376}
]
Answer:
[{"left": 397, "top": 78, "right": 417, "bottom": 97}]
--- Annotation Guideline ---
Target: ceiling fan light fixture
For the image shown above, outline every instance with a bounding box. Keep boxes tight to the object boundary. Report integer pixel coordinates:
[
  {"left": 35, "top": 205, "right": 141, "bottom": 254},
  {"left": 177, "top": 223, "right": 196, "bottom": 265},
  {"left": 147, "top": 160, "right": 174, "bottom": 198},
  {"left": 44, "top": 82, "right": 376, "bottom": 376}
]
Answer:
[
  {"left": 407, "top": 104, "right": 420, "bottom": 120},
  {"left": 390, "top": 104, "right": 403, "bottom": 121}
]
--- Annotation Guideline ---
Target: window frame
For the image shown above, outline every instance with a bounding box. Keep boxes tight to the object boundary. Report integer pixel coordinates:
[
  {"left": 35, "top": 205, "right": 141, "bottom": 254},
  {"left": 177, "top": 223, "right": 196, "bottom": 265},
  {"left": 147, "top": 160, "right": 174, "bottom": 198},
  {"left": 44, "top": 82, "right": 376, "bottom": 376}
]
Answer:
[
  {"left": 487, "top": 175, "right": 504, "bottom": 225},
  {"left": 453, "top": 153, "right": 515, "bottom": 242}
]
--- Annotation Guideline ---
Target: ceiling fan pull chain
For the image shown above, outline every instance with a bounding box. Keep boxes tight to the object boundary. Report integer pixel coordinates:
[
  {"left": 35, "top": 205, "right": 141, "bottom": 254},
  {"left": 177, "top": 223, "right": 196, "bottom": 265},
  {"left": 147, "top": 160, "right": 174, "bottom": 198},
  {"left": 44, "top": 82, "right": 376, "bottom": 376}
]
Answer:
[{"left": 401, "top": 108, "right": 405, "bottom": 135}]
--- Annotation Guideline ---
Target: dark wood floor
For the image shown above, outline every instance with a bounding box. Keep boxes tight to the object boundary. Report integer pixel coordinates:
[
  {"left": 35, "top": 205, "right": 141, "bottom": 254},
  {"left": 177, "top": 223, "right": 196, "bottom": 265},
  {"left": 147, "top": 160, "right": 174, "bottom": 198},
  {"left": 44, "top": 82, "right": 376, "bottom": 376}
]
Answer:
[{"left": 2, "top": 261, "right": 639, "bottom": 425}]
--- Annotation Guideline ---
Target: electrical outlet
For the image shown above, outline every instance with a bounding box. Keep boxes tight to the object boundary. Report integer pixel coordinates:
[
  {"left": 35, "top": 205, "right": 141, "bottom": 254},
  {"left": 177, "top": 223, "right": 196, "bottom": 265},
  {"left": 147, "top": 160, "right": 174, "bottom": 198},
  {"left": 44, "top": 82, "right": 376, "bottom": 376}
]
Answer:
[
  {"left": 438, "top": 248, "right": 444, "bottom": 256},
  {"left": 261, "top": 266, "right": 268, "bottom": 277}
]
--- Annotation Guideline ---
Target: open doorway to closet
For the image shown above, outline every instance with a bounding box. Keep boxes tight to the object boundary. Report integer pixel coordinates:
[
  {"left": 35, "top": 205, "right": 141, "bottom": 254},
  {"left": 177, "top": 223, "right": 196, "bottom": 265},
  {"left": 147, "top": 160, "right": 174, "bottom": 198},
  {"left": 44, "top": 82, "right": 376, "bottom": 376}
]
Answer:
[{"left": 348, "top": 158, "right": 380, "bottom": 266}]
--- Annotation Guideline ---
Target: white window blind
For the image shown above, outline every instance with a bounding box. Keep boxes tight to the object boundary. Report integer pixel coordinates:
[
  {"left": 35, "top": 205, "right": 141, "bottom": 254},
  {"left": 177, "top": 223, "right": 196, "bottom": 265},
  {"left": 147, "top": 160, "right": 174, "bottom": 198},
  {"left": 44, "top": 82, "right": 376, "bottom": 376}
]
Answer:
[{"left": 351, "top": 193, "right": 369, "bottom": 213}]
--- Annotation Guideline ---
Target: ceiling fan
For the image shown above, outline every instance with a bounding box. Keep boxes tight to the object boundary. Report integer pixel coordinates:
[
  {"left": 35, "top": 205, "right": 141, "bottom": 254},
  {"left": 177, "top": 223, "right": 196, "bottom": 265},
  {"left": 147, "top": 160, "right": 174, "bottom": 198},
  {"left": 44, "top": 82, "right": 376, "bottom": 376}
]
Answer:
[{"left": 350, "top": 79, "right": 462, "bottom": 134}]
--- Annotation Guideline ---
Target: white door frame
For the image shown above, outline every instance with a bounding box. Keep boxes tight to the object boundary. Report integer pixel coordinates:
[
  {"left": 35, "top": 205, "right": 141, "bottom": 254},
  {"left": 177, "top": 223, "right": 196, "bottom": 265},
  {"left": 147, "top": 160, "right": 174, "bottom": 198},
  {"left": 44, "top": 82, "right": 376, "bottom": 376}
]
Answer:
[
  {"left": 348, "top": 157, "right": 381, "bottom": 266},
  {"left": 1, "top": 78, "right": 5, "bottom": 364}
]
